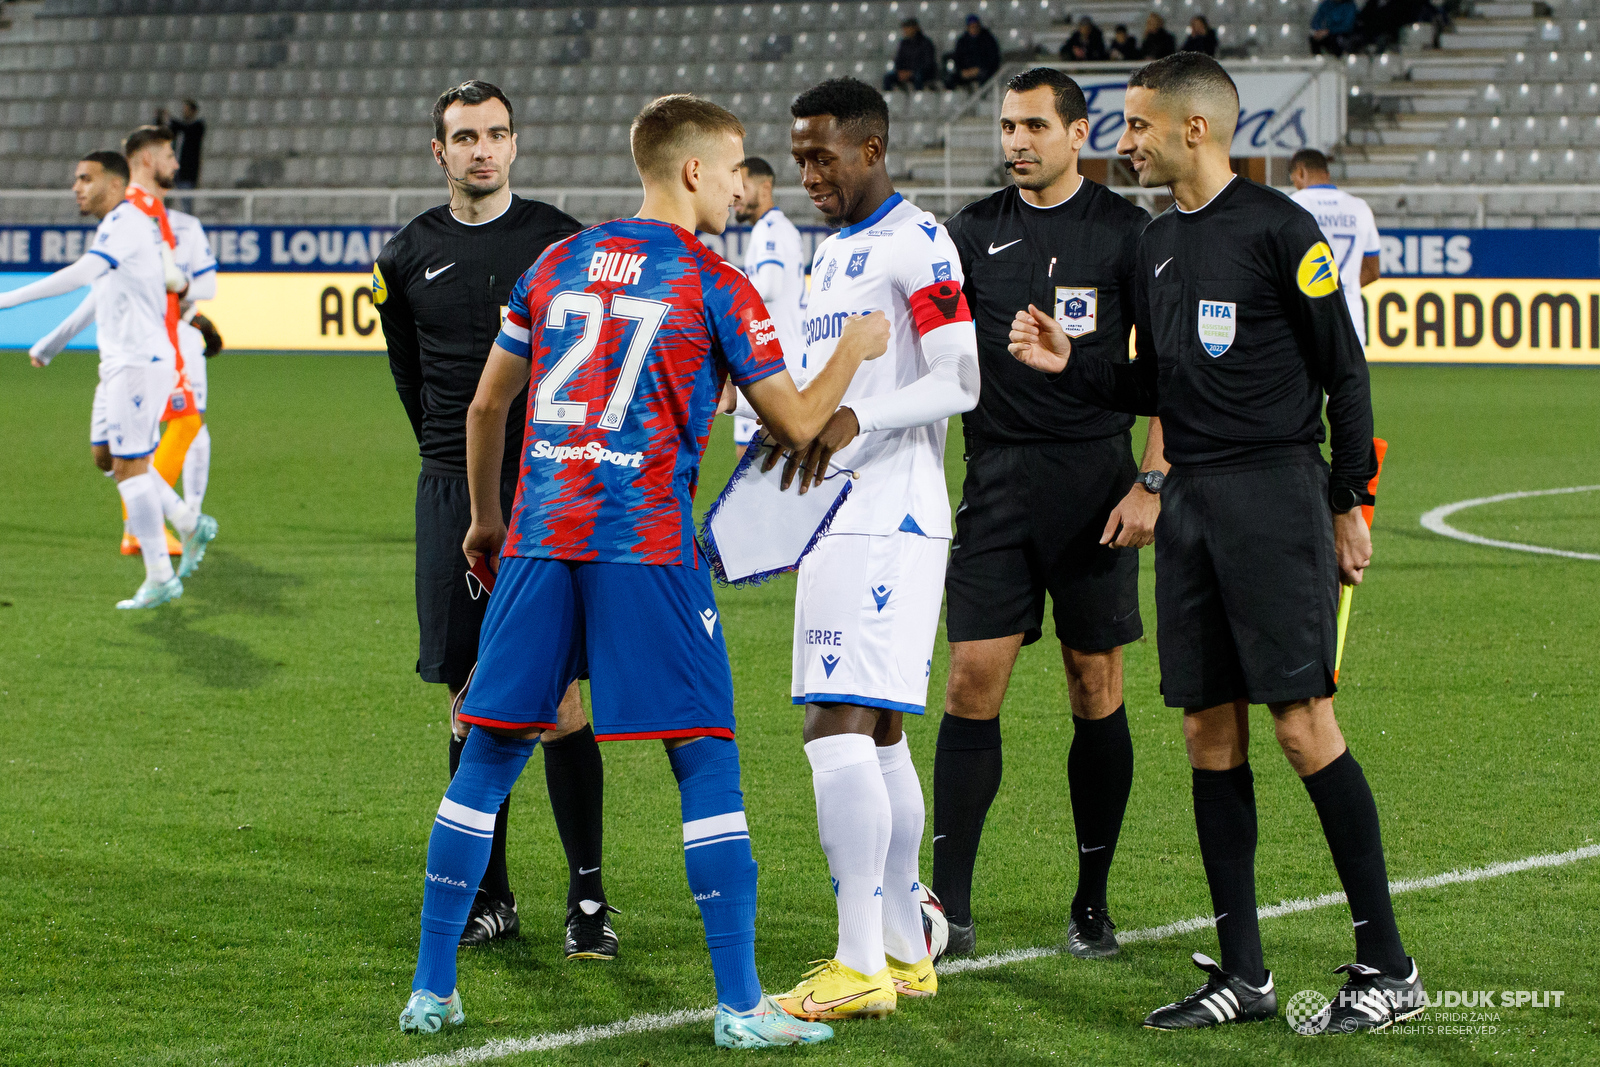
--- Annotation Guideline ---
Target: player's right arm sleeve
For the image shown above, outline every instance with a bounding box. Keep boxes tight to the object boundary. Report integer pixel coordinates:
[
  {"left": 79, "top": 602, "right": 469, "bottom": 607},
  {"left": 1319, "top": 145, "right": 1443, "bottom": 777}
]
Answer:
[
  {"left": 1060, "top": 255, "right": 1159, "bottom": 415},
  {"left": 373, "top": 252, "right": 425, "bottom": 442},
  {"left": 704, "top": 261, "right": 787, "bottom": 387},
  {"left": 0, "top": 252, "right": 109, "bottom": 309},
  {"left": 28, "top": 290, "right": 97, "bottom": 364}
]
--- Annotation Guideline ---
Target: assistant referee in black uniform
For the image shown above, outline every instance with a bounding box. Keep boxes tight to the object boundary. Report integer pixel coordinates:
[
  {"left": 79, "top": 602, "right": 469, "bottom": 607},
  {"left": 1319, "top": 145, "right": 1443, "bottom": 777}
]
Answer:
[
  {"left": 1010, "top": 53, "right": 1423, "bottom": 1034},
  {"left": 933, "top": 68, "right": 1168, "bottom": 963},
  {"left": 376, "top": 82, "right": 620, "bottom": 960}
]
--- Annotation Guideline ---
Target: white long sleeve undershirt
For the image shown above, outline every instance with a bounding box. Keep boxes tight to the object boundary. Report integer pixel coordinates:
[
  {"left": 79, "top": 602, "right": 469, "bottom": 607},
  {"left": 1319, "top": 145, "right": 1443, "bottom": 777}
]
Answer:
[
  {"left": 29, "top": 291, "right": 98, "bottom": 366},
  {"left": 846, "top": 323, "right": 981, "bottom": 433},
  {"left": 0, "top": 253, "right": 109, "bottom": 310}
]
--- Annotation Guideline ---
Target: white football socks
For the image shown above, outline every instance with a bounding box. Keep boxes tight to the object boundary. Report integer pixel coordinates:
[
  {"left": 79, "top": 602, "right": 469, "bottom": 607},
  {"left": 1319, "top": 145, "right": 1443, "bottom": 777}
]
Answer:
[
  {"left": 806, "top": 733, "right": 891, "bottom": 978},
  {"left": 149, "top": 468, "right": 197, "bottom": 539},
  {"left": 182, "top": 423, "right": 210, "bottom": 513},
  {"left": 118, "top": 474, "right": 174, "bottom": 584},
  {"left": 876, "top": 735, "right": 929, "bottom": 964}
]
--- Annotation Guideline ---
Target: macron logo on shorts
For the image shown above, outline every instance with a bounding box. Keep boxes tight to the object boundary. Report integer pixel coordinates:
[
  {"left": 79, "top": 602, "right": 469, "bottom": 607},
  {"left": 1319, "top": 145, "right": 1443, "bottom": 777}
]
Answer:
[
  {"left": 700, "top": 608, "right": 718, "bottom": 637},
  {"left": 821, "top": 654, "right": 840, "bottom": 678},
  {"left": 871, "top": 584, "right": 892, "bottom": 612}
]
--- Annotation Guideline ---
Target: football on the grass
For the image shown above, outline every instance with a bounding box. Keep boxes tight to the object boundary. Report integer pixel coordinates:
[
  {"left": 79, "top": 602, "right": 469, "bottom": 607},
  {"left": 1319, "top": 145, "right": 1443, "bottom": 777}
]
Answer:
[{"left": 919, "top": 883, "right": 949, "bottom": 962}]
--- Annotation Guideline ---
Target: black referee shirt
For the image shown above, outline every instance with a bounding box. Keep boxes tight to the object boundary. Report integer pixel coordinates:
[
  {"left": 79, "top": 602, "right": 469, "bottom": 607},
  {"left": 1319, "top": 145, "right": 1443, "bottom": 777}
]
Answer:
[
  {"left": 374, "top": 195, "right": 582, "bottom": 476},
  {"left": 1063, "top": 177, "right": 1376, "bottom": 495},
  {"left": 945, "top": 178, "right": 1147, "bottom": 446}
]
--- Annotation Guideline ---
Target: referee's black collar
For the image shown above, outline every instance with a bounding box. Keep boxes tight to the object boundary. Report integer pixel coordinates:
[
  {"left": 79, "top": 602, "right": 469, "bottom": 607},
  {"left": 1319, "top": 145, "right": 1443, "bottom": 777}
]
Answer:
[
  {"left": 1013, "top": 173, "right": 1085, "bottom": 213},
  {"left": 1173, "top": 174, "right": 1239, "bottom": 219},
  {"left": 446, "top": 194, "right": 518, "bottom": 229}
]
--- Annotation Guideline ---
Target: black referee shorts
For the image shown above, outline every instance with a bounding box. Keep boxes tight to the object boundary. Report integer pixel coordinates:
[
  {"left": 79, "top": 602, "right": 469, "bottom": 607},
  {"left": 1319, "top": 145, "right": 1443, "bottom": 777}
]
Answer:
[
  {"left": 415, "top": 469, "right": 516, "bottom": 689},
  {"left": 1155, "top": 460, "right": 1338, "bottom": 710},
  {"left": 945, "top": 434, "right": 1143, "bottom": 652}
]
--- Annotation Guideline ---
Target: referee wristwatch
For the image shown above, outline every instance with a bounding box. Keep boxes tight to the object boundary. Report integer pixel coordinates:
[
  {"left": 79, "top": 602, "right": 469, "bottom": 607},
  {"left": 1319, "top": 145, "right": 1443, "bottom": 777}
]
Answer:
[
  {"left": 1330, "top": 486, "right": 1374, "bottom": 514},
  {"left": 1133, "top": 469, "right": 1165, "bottom": 494}
]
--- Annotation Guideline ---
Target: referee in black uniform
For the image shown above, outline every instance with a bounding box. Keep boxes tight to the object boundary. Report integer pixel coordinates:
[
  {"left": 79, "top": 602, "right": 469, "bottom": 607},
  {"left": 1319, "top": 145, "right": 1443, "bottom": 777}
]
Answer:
[
  {"left": 376, "top": 82, "right": 621, "bottom": 960},
  {"left": 1010, "top": 53, "right": 1423, "bottom": 1034},
  {"left": 933, "top": 68, "right": 1168, "bottom": 963}
]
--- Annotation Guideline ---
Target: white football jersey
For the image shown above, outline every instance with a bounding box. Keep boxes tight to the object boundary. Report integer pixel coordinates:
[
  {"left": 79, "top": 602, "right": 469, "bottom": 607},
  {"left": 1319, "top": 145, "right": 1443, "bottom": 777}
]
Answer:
[
  {"left": 86, "top": 201, "right": 173, "bottom": 369},
  {"left": 1291, "top": 184, "right": 1380, "bottom": 346},
  {"left": 742, "top": 207, "right": 805, "bottom": 374},
  {"left": 168, "top": 208, "right": 217, "bottom": 294},
  {"left": 800, "top": 194, "right": 967, "bottom": 538}
]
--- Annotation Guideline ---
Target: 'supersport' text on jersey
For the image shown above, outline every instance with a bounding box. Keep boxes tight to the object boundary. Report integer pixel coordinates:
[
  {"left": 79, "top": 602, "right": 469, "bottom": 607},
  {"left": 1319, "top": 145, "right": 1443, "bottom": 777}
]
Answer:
[{"left": 496, "top": 219, "right": 786, "bottom": 566}]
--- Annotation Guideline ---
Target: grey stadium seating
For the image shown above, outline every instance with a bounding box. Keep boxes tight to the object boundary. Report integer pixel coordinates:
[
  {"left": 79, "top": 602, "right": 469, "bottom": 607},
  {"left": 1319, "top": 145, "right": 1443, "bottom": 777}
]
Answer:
[{"left": 0, "top": 0, "right": 1594, "bottom": 227}]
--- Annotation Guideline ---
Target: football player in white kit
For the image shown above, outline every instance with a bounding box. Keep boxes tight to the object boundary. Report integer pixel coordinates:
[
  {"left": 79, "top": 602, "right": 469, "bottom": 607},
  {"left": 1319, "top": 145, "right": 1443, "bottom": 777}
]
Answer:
[
  {"left": 769, "top": 79, "right": 979, "bottom": 1022},
  {"left": 2, "top": 151, "right": 206, "bottom": 608},
  {"left": 31, "top": 205, "right": 220, "bottom": 522},
  {"left": 1289, "top": 148, "right": 1381, "bottom": 346},
  {"left": 732, "top": 156, "right": 806, "bottom": 458}
]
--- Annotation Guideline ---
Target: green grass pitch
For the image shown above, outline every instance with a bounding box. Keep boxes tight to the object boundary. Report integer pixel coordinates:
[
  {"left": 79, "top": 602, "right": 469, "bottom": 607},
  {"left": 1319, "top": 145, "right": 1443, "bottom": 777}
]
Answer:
[{"left": 2, "top": 354, "right": 1597, "bottom": 1066}]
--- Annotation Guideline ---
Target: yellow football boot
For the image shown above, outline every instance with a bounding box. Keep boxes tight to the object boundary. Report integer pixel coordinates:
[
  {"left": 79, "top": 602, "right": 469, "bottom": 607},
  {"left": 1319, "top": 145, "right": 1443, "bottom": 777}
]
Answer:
[
  {"left": 887, "top": 954, "right": 938, "bottom": 997},
  {"left": 776, "top": 959, "right": 897, "bottom": 1020}
]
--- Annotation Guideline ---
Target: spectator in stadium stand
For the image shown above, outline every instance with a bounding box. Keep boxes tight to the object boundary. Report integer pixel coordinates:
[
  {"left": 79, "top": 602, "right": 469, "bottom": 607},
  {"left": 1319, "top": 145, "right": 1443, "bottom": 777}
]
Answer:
[
  {"left": 945, "top": 14, "right": 1001, "bottom": 91},
  {"left": 1309, "top": 0, "right": 1360, "bottom": 55},
  {"left": 1140, "top": 13, "right": 1177, "bottom": 58},
  {"left": 1060, "top": 16, "right": 1108, "bottom": 61},
  {"left": 884, "top": 18, "right": 941, "bottom": 91},
  {"left": 1181, "top": 15, "right": 1218, "bottom": 56},
  {"left": 1107, "top": 23, "right": 1140, "bottom": 60},
  {"left": 168, "top": 100, "right": 205, "bottom": 189},
  {"left": 1355, "top": 0, "right": 1439, "bottom": 52}
]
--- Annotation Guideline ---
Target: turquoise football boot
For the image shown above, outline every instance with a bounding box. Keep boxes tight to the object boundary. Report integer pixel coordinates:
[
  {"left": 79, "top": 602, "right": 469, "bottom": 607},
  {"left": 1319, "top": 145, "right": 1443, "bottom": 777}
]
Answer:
[
  {"left": 398, "top": 988, "right": 465, "bottom": 1034},
  {"left": 177, "top": 514, "right": 218, "bottom": 579},
  {"left": 116, "top": 575, "right": 183, "bottom": 610},
  {"left": 715, "top": 994, "right": 835, "bottom": 1048}
]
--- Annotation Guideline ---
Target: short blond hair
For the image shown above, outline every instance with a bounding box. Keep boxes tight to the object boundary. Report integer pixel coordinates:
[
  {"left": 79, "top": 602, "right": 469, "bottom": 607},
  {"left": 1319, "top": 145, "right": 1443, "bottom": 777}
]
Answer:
[{"left": 630, "top": 94, "right": 746, "bottom": 182}]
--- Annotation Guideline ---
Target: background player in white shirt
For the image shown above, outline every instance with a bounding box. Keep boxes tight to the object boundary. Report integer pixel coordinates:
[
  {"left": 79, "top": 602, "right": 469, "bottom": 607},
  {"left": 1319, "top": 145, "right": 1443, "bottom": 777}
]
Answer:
[
  {"left": 1290, "top": 149, "right": 1381, "bottom": 346},
  {"left": 2, "top": 152, "right": 202, "bottom": 608},
  {"left": 767, "top": 78, "right": 980, "bottom": 1022},
  {"left": 732, "top": 156, "right": 806, "bottom": 457}
]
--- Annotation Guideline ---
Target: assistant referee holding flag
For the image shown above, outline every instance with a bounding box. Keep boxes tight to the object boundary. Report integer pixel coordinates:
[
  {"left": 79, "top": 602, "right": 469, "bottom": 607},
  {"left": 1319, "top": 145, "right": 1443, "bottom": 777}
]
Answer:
[
  {"left": 376, "top": 82, "right": 622, "bottom": 959},
  {"left": 1010, "top": 54, "right": 1424, "bottom": 1034},
  {"left": 934, "top": 67, "right": 1167, "bottom": 962}
]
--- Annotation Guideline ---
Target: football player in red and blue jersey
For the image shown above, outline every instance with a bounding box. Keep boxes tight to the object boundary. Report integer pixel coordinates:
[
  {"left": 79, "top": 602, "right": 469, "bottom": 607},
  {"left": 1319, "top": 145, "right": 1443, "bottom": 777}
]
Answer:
[{"left": 399, "top": 95, "right": 890, "bottom": 1048}]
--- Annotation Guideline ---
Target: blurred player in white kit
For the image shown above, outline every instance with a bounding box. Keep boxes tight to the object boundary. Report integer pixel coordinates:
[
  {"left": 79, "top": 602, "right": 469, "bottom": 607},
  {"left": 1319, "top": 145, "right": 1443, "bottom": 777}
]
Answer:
[{"left": 731, "top": 156, "right": 806, "bottom": 459}]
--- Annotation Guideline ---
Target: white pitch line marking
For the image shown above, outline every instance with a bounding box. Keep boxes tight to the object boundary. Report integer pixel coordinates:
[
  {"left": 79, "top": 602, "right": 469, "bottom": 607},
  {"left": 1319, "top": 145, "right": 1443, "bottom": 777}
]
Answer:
[
  {"left": 1420, "top": 485, "right": 1600, "bottom": 561},
  {"left": 373, "top": 843, "right": 1600, "bottom": 1067}
]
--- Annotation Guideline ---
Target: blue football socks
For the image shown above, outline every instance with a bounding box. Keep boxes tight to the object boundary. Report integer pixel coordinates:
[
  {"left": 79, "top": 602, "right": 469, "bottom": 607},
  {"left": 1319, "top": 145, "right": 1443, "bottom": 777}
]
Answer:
[
  {"left": 413, "top": 729, "right": 537, "bottom": 995},
  {"left": 669, "top": 736, "right": 762, "bottom": 1013}
]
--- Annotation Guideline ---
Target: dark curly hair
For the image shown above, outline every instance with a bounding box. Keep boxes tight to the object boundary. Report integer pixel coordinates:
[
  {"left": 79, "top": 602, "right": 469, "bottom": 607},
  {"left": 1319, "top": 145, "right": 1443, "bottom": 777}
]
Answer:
[{"left": 790, "top": 77, "right": 889, "bottom": 145}]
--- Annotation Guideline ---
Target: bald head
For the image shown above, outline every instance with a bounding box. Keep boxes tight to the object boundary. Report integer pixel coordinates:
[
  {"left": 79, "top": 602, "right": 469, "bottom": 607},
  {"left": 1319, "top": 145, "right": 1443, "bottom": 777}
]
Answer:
[{"left": 1126, "top": 52, "right": 1239, "bottom": 144}]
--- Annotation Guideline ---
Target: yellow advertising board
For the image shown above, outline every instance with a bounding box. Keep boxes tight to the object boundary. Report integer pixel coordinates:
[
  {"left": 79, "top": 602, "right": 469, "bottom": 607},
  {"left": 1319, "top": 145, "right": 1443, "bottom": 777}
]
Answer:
[
  {"left": 210, "top": 273, "right": 385, "bottom": 352},
  {"left": 1358, "top": 279, "right": 1600, "bottom": 365}
]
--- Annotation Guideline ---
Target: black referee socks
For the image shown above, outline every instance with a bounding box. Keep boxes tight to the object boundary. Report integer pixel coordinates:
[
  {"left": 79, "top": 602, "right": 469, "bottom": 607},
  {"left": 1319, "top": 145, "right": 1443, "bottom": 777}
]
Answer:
[
  {"left": 1068, "top": 705, "right": 1134, "bottom": 915},
  {"left": 1301, "top": 748, "right": 1410, "bottom": 978},
  {"left": 543, "top": 723, "right": 608, "bottom": 910},
  {"left": 932, "top": 713, "right": 1003, "bottom": 928},
  {"left": 449, "top": 731, "right": 514, "bottom": 906},
  {"left": 1193, "top": 762, "right": 1267, "bottom": 987}
]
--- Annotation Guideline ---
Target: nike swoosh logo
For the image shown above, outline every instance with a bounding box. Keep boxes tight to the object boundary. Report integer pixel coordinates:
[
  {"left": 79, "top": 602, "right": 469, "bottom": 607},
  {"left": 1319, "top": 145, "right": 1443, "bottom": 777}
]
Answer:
[
  {"left": 425, "top": 262, "right": 456, "bottom": 280},
  {"left": 1155, "top": 257, "right": 1173, "bottom": 277},
  {"left": 578, "top": 866, "right": 600, "bottom": 875},
  {"left": 1215, "top": 912, "right": 1229, "bottom": 921},
  {"left": 1280, "top": 661, "right": 1316, "bottom": 678},
  {"left": 1352, "top": 919, "right": 1368, "bottom": 927},
  {"left": 932, "top": 835, "right": 946, "bottom": 842},
  {"left": 987, "top": 239, "right": 1022, "bottom": 255},
  {"left": 1079, "top": 844, "right": 1107, "bottom": 853},
  {"left": 801, "top": 988, "right": 883, "bottom": 1014}
]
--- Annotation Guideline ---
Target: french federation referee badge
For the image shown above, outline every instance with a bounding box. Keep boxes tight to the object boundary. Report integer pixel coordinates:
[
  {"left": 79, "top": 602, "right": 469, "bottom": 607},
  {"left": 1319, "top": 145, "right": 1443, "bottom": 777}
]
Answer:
[
  {"left": 370, "top": 262, "right": 388, "bottom": 305},
  {"left": 1054, "top": 287, "right": 1097, "bottom": 338}
]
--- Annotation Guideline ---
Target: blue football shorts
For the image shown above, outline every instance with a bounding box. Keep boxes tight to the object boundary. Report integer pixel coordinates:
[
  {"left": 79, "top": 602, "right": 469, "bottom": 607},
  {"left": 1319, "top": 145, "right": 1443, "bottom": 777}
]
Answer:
[{"left": 457, "top": 555, "right": 736, "bottom": 742}]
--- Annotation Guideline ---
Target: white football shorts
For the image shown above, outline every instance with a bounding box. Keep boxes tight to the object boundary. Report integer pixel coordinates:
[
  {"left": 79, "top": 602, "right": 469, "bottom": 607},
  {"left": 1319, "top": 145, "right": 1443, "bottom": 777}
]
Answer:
[
  {"left": 178, "top": 321, "right": 207, "bottom": 412},
  {"left": 791, "top": 529, "right": 949, "bottom": 714},
  {"left": 733, "top": 415, "right": 758, "bottom": 447},
  {"left": 91, "top": 360, "right": 173, "bottom": 458}
]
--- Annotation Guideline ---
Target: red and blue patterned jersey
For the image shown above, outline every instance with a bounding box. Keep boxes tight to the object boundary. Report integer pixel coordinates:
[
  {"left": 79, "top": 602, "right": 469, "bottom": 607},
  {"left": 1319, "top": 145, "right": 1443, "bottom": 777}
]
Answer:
[{"left": 496, "top": 218, "right": 786, "bottom": 566}]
